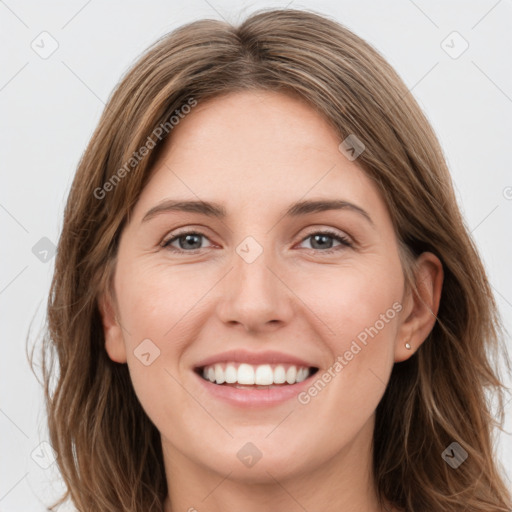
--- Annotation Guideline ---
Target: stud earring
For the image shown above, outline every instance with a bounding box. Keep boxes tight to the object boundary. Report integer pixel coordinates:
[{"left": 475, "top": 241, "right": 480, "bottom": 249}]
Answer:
[{"left": 405, "top": 340, "right": 412, "bottom": 350}]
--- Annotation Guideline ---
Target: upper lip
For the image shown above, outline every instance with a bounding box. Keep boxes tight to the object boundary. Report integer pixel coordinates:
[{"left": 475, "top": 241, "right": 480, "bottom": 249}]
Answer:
[{"left": 193, "top": 349, "right": 318, "bottom": 369}]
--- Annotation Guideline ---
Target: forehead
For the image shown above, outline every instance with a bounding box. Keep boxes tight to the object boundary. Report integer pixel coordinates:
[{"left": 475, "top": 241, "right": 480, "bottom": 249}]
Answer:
[
  {"left": 167, "top": 89, "right": 341, "bottom": 160},
  {"left": 132, "top": 90, "right": 388, "bottom": 226}
]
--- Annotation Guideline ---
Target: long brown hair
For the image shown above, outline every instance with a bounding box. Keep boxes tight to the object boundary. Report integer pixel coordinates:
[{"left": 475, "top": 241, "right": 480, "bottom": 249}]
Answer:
[{"left": 31, "top": 7, "right": 512, "bottom": 511}]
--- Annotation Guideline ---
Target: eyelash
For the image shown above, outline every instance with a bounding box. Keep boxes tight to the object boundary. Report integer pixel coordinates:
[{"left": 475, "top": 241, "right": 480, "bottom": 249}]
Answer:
[{"left": 161, "top": 229, "right": 353, "bottom": 255}]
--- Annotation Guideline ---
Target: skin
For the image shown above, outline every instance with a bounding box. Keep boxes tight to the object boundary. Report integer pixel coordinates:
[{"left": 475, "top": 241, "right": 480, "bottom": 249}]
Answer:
[{"left": 99, "top": 90, "right": 443, "bottom": 512}]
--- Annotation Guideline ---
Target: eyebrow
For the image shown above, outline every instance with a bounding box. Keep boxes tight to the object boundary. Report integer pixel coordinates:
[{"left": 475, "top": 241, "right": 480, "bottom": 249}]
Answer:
[{"left": 141, "top": 198, "right": 374, "bottom": 226}]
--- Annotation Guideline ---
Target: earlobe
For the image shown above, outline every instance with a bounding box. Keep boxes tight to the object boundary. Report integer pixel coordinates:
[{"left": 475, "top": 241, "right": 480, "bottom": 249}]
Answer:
[
  {"left": 98, "top": 290, "right": 127, "bottom": 364},
  {"left": 395, "top": 251, "right": 444, "bottom": 363}
]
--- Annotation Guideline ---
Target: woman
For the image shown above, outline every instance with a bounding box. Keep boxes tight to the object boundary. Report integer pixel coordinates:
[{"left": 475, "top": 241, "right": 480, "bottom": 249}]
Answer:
[{"left": 36, "top": 8, "right": 511, "bottom": 511}]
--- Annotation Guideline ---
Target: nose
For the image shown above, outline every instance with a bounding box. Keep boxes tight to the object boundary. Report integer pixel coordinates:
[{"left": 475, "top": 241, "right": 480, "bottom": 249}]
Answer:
[{"left": 216, "top": 245, "right": 295, "bottom": 333}]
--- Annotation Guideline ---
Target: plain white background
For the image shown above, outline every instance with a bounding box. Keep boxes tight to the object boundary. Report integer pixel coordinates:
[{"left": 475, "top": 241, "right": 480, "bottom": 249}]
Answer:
[{"left": 1, "top": 0, "right": 511, "bottom": 509}]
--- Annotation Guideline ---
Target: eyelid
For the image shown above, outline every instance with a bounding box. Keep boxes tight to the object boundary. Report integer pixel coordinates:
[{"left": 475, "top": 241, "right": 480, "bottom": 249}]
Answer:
[
  {"left": 300, "top": 226, "right": 352, "bottom": 242},
  {"left": 161, "top": 228, "right": 215, "bottom": 249}
]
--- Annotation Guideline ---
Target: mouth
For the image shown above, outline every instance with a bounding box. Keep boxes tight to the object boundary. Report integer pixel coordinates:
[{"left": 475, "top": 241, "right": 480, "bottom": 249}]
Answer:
[{"left": 194, "top": 363, "right": 320, "bottom": 390}]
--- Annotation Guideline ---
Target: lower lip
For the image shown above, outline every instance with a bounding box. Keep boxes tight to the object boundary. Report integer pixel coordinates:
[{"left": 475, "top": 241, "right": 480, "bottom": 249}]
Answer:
[{"left": 194, "top": 370, "right": 316, "bottom": 408}]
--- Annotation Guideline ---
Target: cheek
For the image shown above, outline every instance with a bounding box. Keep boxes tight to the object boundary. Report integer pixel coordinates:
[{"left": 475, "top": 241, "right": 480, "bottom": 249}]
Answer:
[
  {"left": 113, "top": 261, "right": 195, "bottom": 412},
  {"left": 306, "top": 259, "right": 402, "bottom": 345},
  {"left": 115, "top": 259, "right": 206, "bottom": 346},
  {"left": 299, "top": 260, "right": 402, "bottom": 405},
  {"left": 273, "top": 262, "right": 403, "bottom": 468}
]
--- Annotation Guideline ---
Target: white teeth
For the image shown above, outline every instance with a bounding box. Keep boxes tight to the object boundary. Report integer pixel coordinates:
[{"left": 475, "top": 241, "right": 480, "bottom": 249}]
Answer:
[
  {"left": 296, "top": 368, "right": 308, "bottom": 383},
  {"left": 237, "top": 363, "right": 255, "bottom": 385},
  {"left": 255, "top": 364, "right": 273, "bottom": 385},
  {"left": 285, "top": 366, "right": 297, "bottom": 384},
  {"left": 214, "top": 364, "right": 225, "bottom": 384},
  {"left": 273, "top": 365, "right": 286, "bottom": 384},
  {"left": 200, "top": 362, "right": 313, "bottom": 386},
  {"left": 225, "top": 364, "right": 237, "bottom": 383}
]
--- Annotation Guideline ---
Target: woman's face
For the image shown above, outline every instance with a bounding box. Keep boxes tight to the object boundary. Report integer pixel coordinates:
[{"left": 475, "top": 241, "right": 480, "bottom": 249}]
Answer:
[{"left": 101, "top": 90, "right": 433, "bottom": 486}]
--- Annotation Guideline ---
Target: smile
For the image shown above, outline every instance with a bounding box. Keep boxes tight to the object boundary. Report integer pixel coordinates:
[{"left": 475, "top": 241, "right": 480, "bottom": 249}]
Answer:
[{"left": 198, "top": 362, "right": 318, "bottom": 387}]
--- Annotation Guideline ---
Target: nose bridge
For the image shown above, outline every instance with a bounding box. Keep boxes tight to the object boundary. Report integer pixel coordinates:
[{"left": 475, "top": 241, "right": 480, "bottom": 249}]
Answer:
[
  {"left": 217, "top": 233, "right": 293, "bottom": 329},
  {"left": 232, "top": 233, "right": 279, "bottom": 303}
]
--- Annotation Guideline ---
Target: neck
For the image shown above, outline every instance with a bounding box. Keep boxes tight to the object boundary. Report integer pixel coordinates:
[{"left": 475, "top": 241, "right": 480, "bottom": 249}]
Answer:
[{"left": 162, "top": 415, "right": 391, "bottom": 512}]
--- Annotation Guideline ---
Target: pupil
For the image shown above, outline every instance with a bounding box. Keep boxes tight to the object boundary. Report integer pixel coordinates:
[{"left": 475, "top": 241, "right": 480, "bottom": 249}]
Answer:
[
  {"left": 183, "top": 234, "right": 200, "bottom": 249},
  {"left": 313, "top": 234, "right": 332, "bottom": 249}
]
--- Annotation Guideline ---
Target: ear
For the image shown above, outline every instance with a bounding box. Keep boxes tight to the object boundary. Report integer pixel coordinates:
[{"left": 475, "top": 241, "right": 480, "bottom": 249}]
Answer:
[
  {"left": 395, "top": 251, "right": 444, "bottom": 362},
  {"left": 98, "top": 288, "right": 127, "bottom": 364}
]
